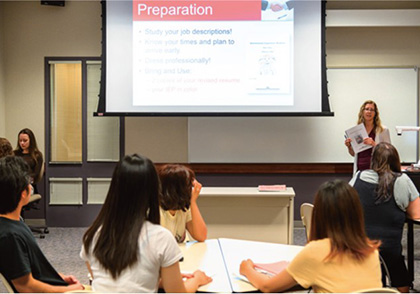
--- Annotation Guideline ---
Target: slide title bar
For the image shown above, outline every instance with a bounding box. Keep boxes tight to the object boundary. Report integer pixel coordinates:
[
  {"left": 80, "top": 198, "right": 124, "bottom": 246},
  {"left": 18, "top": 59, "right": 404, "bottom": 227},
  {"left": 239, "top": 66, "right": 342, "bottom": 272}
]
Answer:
[{"left": 133, "top": 1, "right": 261, "bottom": 21}]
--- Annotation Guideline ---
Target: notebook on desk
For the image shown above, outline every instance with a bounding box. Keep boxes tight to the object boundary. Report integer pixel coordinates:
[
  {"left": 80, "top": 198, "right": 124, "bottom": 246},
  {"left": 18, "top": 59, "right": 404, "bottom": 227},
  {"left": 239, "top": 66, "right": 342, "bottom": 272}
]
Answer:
[{"left": 254, "top": 261, "right": 290, "bottom": 275}]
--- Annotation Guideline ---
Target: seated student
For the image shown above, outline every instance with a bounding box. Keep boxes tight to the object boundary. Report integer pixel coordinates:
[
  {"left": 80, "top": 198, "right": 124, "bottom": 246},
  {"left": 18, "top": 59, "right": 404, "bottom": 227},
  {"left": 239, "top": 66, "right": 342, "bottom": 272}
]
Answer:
[
  {"left": 350, "top": 142, "right": 420, "bottom": 292},
  {"left": 80, "top": 154, "right": 212, "bottom": 293},
  {"left": 240, "top": 180, "right": 382, "bottom": 293},
  {"left": 159, "top": 164, "right": 207, "bottom": 242},
  {"left": 0, "top": 156, "right": 83, "bottom": 293},
  {"left": 0, "top": 137, "right": 13, "bottom": 158}
]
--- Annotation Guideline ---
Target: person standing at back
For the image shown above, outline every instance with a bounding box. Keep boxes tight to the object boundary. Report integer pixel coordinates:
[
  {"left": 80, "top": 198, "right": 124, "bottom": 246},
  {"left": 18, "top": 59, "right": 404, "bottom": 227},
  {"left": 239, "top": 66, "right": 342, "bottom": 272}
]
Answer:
[
  {"left": 14, "top": 128, "right": 44, "bottom": 192},
  {"left": 344, "top": 100, "right": 391, "bottom": 174},
  {"left": 350, "top": 142, "right": 420, "bottom": 292}
]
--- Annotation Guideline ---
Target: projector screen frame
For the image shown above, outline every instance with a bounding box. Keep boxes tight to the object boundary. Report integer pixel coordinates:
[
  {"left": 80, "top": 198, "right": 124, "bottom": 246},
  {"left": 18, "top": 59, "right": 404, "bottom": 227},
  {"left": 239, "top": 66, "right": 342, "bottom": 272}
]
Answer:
[{"left": 96, "top": 0, "right": 331, "bottom": 117}]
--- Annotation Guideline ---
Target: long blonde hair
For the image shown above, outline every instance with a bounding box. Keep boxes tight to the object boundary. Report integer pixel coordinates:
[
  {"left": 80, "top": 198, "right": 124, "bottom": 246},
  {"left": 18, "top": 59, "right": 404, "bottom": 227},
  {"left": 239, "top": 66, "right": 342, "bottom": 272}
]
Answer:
[{"left": 357, "top": 100, "right": 383, "bottom": 133}]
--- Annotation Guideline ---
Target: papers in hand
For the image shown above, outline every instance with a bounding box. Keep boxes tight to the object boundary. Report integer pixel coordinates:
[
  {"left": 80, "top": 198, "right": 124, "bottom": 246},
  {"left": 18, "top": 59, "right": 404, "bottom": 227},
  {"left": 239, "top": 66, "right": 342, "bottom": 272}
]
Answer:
[
  {"left": 345, "top": 123, "right": 373, "bottom": 154},
  {"left": 254, "top": 261, "right": 290, "bottom": 276},
  {"left": 258, "top": 185, "right": 286, "bottom": 192}
]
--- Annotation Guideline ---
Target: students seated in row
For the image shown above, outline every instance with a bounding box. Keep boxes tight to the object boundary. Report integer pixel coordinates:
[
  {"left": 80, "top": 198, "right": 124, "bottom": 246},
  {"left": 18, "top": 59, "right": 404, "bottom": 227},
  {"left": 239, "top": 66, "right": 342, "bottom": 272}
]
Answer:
[
  {"left": 0, "top": 156, "right": 84, "bottom": 293},
  {"left": 80, "top": 155, "right": 212, "bottom": 293},
  {"left": 159, "top": 164, "right": 207, "bottom": 242},
  {"left": 240, "top": 180, "right": 382, "bottom": 293},
  {"left": 350, "top": 142, "right": 420, "bottom": 292}
]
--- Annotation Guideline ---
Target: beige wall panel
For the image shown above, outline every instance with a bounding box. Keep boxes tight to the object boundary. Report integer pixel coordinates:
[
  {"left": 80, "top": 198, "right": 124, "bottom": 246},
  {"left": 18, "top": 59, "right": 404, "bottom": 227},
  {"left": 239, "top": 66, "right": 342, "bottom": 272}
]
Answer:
[
  {"left": 326, "top": 27, "right": 420, "bottom": 120},
  {"left": 326, "top": 27, "right": 420, "bottom": 67},
  {"left": 0, "top": 2, "right": 5, "bottom": 136},
  {"left": 3, "top": 0, "right": 101, "bottom": 153},
  {"left": 125, "top": 117, "right": 188, "bottom": 163}
]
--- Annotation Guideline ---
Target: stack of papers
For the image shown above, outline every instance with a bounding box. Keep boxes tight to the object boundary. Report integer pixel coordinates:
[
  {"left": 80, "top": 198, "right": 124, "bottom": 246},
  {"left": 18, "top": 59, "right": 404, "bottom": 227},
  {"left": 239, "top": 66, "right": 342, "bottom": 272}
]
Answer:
[{"left": 258, "top": 185, "right": 286, "bottom": 192}]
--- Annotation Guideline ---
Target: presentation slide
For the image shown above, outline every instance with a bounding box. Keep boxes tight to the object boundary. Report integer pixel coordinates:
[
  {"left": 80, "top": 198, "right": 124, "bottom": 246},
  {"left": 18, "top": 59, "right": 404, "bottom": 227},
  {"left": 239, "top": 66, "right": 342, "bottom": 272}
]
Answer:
[{"left": 103, "top": 0, "right": 325, "bottom": 115}]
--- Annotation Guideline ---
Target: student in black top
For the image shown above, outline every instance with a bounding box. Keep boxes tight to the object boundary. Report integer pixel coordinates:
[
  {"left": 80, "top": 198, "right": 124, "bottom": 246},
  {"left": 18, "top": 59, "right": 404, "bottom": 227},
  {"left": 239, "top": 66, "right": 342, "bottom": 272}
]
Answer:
[
  {"left": 350, "top": 142, "right": 420, "bottom": 293},
  {"left": 13, "top": 128, "right": 44, "bottom": 193},
  {"left": 0, "top": 156, "right": 83, "bottom": 293}
]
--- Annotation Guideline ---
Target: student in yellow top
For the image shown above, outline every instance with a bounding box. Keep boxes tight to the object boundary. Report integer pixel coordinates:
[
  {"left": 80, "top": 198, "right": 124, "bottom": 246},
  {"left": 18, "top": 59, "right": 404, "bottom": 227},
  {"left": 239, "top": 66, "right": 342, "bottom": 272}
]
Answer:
[
  {"left": 240, "top": 180, "right": 382, "bottom": 293},
  {"left": 159, "top": 164, "right": 207, "bottom": 243}
]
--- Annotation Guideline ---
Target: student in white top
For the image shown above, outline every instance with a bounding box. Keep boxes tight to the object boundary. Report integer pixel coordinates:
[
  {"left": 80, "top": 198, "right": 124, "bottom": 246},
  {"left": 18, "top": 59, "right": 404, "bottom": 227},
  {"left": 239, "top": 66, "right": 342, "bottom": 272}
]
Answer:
[
  {"left": 159, "top": 164, "right": 207, "bottom": 243},
  {"left": 80, "top": 155, "right": 212, "bottom": 293}
]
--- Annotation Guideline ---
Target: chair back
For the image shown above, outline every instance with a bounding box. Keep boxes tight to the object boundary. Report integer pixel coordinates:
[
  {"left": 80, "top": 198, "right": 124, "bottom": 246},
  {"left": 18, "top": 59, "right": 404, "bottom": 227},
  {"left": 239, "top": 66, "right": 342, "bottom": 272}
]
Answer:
[
  {"left": 33, "top": 161, "right": 45, "bottom": 185},
  {"left": 0, "top": 273, "right": 14, "bottom": 293},
  {"left": 300, "top": 203, "right": 314, "bottom": 241}
]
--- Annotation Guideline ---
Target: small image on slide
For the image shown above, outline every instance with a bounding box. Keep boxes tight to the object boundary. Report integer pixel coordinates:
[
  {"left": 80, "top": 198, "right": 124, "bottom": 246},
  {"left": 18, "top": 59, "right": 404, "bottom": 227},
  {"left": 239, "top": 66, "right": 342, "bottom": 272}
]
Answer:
[
  {"left": 261, "top": 0, "right": 294, "bottom": 21},
  {"left": 246, "top": 39, "right": 291, "bottom": 97}
]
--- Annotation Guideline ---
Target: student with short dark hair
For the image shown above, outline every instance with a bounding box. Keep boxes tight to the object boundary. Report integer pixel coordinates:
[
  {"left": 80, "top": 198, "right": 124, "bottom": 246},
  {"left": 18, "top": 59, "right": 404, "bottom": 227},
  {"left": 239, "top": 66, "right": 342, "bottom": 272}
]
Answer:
[
  {"left": 240, "top": 180, "right": 382, "bottom": 293},
  {"left": 81, "top": 155, "right": 212, "bottom": 293},
  {"left": 159, "top": 164, "right": 207, "bottom": 242},
  {"left": 0, "top": 156, "right": 83, "bottom": 293}
]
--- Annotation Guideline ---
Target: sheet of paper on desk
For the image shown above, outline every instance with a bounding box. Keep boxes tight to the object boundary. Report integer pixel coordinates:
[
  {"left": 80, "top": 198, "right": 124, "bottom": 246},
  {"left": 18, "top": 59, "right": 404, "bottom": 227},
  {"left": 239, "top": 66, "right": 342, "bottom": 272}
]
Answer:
[
  {"left": 258, "top": 185, "right": 286, "bottom": 192},
  {"left": 254, "top": 261, "right": 290, "bottom": 275}
]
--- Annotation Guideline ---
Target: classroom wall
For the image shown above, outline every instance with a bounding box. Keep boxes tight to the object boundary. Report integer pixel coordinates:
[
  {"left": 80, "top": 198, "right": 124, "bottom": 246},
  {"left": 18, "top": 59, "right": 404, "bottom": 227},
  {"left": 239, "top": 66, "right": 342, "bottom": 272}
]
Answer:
[
  {"left": 2, "top": 2, "right": 420, "bottom": 223},
  {"left": 1, "top": 0, "right": 101, "bottom": 151},
  {"left": 0, "top": 2, "right": 6, "bottom": 136},
  {"left": 127, "top": 25, "right": 420, "bottom": 163},
  {"left": 2, "top": 1, "right": 420, "bottom": 161}
]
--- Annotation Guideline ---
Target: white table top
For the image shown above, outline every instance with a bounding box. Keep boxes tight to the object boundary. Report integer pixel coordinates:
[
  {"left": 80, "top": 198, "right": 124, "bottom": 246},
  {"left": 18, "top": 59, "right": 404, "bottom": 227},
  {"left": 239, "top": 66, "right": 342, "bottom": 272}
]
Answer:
[
  {"left": 179, "top": 238, "right": 303, "bottom": 293},
  {"left": 200, "top": 187, "right": 295, "bottom": 197},
  {"left": 178, "top": 239, "right": 231, "bottom": 293}
]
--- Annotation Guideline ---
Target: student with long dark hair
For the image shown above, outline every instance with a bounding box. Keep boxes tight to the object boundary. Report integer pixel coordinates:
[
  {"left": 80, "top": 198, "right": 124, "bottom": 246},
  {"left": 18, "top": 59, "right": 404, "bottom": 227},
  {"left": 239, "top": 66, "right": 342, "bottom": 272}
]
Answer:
[
  {"left": 240, "top": 180, "right": 382, "bottom": 293},
  {"left": 81, "top": 154, "right": 212, "bottom": 293},
  {"left": 350, "top": 142, "right": 420, "bottom": 292},
  {"left": 14, "top": 128, "right": 43, "bottom": 191}
]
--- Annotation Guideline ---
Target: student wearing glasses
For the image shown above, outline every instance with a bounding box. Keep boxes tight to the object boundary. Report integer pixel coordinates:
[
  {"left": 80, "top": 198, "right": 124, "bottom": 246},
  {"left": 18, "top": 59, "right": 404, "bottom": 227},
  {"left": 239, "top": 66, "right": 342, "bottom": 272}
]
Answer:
[{"left": 344, "top": 100, "right": 391, "bottom": 174}]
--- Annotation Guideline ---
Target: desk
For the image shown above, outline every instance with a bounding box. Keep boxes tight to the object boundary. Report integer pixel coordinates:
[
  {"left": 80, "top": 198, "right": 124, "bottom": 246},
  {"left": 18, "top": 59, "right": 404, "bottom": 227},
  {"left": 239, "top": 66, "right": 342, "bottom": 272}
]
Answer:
[
  {"left": 198, "top": 187, "right": 295, "bottom": 244},
  {"left": 403, "top": 171, "right": 420, "bottom": 287},
  {"left": 407, "top": 218, "right": 420, "bottom": 286},
  {"left": 179, "top": 238, "right": 303, "bottom": 293}
]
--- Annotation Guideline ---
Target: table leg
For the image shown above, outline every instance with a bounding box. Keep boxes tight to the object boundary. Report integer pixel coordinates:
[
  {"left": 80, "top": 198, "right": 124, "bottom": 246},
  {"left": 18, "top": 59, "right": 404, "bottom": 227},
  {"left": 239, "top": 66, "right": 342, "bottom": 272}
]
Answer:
[{"left": 407, "top": 219, "right": 414, "bottom": 286}]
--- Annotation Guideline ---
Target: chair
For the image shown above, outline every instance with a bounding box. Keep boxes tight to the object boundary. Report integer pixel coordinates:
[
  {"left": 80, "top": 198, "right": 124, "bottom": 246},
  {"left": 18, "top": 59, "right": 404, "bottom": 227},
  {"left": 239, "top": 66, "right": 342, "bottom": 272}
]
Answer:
[
  {"left": 0, "top": 273, "right": 14, "bottom": 293},
  {"left": 353, "top": 287, "right": 399, "bottom": 293},
  {"left": 22, "top": 163, "right": 49, "bottom": 238},
  {"left": 300, "top": 203, "right": 314, "bottom": 241}
]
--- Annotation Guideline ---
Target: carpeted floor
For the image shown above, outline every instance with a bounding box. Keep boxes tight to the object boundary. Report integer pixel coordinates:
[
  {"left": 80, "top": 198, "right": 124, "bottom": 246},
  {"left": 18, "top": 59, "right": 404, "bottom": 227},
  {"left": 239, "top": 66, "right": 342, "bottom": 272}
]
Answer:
[{"left": 1, "top": 227, "right": 420, "bottom": 292}]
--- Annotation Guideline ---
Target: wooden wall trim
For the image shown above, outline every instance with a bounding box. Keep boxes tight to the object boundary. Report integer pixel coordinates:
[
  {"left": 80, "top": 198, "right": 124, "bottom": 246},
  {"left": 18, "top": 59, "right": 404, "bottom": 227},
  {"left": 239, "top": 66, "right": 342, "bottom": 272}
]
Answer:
[{"left": 154, "top": 163, "right": 353, "bottom": 174}]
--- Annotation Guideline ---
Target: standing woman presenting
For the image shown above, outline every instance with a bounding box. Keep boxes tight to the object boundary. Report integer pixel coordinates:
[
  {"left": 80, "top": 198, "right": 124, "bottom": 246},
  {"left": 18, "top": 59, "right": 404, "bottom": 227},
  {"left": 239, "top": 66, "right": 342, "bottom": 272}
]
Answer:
[
  {"left": 345, "top": 100, "right": 391, "bottom": 174},
  {"left": 14, "top": 128, "right": 44, "bottom": 192}
]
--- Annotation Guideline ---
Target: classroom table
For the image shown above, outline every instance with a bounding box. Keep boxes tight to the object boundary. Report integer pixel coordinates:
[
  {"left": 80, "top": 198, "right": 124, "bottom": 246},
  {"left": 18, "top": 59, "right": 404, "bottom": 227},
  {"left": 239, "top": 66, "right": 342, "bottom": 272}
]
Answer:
[
  {"left": 198, "top": 187, "right": 295, "bottom": 244},
  {"left": 178, "top": 238, "right": 303, "bottom": 293},
  {"left": 407, "top": 218, "right": 420, "bottom": 287}
]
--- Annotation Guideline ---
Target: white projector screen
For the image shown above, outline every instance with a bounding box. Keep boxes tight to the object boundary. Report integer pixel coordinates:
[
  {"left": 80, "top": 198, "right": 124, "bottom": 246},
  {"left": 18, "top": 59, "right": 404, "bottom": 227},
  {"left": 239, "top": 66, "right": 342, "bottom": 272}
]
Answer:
[{"left": 99, "top": 0, "right": 329, "bottom": 116}]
